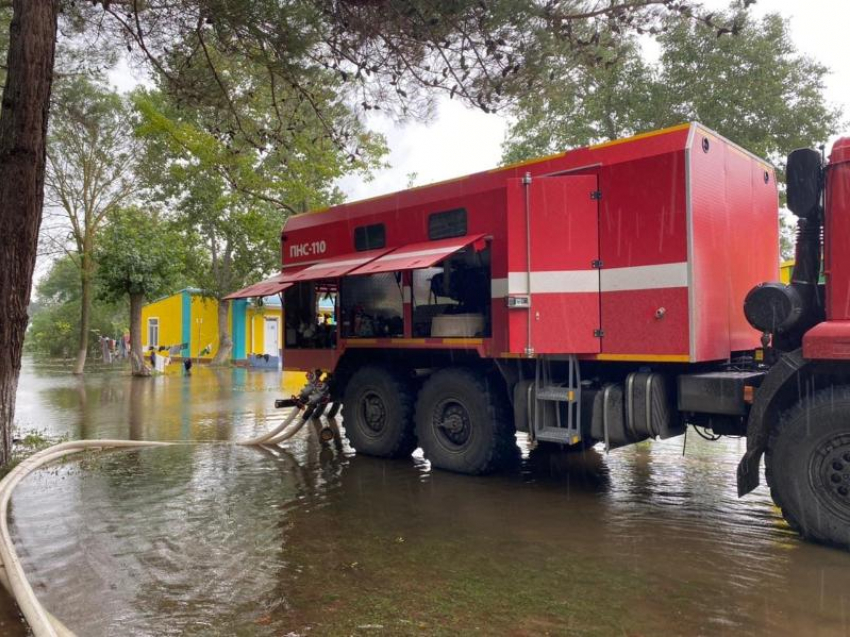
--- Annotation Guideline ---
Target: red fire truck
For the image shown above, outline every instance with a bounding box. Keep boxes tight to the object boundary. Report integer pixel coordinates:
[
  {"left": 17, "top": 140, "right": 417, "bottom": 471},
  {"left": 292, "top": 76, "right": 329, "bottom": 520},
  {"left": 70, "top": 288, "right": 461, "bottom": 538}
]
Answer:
[{"left": 228, "top": 122, "right": 850, "bottom": 549}]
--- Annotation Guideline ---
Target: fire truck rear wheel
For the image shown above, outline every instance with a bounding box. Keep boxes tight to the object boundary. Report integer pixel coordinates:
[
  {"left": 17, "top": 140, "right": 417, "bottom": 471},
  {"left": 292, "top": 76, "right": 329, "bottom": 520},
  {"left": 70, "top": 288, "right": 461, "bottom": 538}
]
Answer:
[
  {"left": 415, "top": 367, "right": 516, "bottom": 475},
  {"left": 766, "top": 387, "right": 850, "bottom": 549},
  {"left": 342, "top": 366, "right": 417, "bottom": 459}
]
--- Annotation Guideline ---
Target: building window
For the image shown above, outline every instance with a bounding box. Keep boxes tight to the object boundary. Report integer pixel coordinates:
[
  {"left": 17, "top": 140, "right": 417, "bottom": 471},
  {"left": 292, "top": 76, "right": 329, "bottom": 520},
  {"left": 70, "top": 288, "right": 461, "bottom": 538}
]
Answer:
[
  {"left": 428, "top": 208, "right": 467, "bottom": 240},
  {"left": 354, "top": 223, "right": 386, "bottom": 251},
  {"left": 147, "top": 318, "right": 159, "bottom": 348}
]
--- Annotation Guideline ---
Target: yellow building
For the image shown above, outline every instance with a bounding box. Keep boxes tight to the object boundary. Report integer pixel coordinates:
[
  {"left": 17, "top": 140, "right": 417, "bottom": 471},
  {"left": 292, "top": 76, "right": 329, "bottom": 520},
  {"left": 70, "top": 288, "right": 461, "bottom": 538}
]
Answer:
[
  {"left": 141, "top": 288, "right": 283, "bottom": 363},
  {"left": 780, "top": 260, "right": 826, "bottom": 285},
  {"left": 780, "top": 260, "right": 794, "bottom": 284}
]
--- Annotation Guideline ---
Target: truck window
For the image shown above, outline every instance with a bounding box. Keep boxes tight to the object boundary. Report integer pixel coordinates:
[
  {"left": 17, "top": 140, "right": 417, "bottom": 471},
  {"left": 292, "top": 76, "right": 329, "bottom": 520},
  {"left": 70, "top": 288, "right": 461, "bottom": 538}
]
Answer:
[
  {"left": 428, "top": 208, "right": 467, "bottom": 240},
  {"left": 412, "top": 245, "right": 491, "bottom": 338},
  {"left": 340, "top": 273, "right": 404, "bottom": 338},
  {"left": 354, "top": 223, "right": 386, "bottom": 251},
  {"left": 283, "top": 282, "right": 337, "bottom": 349}
]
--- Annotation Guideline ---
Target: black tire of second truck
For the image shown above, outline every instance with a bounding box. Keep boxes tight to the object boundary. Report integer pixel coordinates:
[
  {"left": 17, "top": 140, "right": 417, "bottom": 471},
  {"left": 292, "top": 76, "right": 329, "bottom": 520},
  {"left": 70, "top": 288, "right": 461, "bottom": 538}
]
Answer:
[
  {"left": 342, "top": 366, "right": 417, "bottom": 458},
  {"left": 766, "top": 387, "right": 850, "bottom": 549},
  {"left": 415, "top": 367, "right": 516, "bottom": 474}
]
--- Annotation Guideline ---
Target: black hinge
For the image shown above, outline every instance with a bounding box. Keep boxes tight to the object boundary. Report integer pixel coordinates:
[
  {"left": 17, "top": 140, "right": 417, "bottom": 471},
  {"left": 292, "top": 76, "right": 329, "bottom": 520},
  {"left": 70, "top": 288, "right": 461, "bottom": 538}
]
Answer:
[
  {"left": 591, "top": 190, "right": 602, "bottom": 200},
  {"left": 594, "top": 329, "right": 605, "bottom": 338},
  {"left": 591, "top": 259, "right": 603, "bottom": 269}
]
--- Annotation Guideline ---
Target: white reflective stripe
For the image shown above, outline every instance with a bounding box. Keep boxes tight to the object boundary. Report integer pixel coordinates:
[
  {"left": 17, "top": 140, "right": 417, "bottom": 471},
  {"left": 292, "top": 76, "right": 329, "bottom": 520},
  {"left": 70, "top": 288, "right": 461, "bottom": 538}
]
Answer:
[
  {"left": 403, "top": 286, "right": 412, "bottom": 303},
  {"left": 600, "top": 262, "right": 688, "bottom": 292},
  {"left": 508, "top": 271, "right": 598, "bottom": 295},
  {"left": 490, "top": 262, "right": 689, "bottom": 297}
]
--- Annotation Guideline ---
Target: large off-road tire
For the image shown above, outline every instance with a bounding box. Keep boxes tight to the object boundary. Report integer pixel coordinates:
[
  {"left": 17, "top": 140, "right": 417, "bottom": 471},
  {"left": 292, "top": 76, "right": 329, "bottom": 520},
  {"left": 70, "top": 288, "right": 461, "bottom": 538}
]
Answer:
[
  {"left": 415, "top": 367, "right": 516, "bottom": 474},
  {"left": 766, "top": 387, "right": 850, "bottom": 549},
  {"left": 342, "top": 365, "right": 417, "bottom": 458}
]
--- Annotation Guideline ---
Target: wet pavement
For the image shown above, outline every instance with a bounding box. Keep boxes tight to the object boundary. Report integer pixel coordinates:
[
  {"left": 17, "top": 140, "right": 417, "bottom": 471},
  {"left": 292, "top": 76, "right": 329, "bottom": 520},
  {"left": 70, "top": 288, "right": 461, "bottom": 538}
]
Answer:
[{"left": 1, "top": 357, "right": 849, "bottom": 636}]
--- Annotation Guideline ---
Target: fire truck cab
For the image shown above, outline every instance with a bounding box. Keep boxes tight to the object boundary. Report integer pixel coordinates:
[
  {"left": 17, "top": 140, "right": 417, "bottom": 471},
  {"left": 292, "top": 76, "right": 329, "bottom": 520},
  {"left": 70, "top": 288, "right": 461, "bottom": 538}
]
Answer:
[{"left": 228, "top": 123, "right": 850, "bottom": 550}]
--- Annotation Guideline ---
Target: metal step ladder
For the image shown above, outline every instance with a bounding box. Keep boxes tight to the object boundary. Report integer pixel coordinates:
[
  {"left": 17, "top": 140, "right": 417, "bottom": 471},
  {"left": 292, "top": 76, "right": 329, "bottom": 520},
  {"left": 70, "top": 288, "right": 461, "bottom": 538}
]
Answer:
[{"left": 532, "top": 356, "right": 582, "bottom": 445}]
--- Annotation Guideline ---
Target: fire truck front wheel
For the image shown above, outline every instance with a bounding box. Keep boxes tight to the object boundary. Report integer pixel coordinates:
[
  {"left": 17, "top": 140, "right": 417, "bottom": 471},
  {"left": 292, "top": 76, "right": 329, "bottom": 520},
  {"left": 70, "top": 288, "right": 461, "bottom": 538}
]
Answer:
[
  {"left": 342, "top": 366, "right": 417, "bottom": 459},
  {"left": 766, "top": 387, "right": 850, "bottom": 549},
  {"left": 415, "top": 367, "right": 516, "bottom": 475}
]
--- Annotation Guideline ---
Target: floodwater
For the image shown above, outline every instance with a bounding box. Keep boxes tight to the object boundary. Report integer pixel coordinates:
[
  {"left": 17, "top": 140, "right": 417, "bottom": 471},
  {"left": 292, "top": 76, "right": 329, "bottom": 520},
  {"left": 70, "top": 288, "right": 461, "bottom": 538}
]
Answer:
[{"left": 1, "top": 357, "right": 849, "bottom": 636}]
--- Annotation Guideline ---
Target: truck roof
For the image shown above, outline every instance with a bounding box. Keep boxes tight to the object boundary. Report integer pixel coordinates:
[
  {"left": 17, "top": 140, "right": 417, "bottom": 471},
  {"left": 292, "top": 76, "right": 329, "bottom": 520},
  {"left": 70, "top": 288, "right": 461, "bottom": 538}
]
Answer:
[{"left": 284, "top": 122, "right": 771, "bottom": 235}]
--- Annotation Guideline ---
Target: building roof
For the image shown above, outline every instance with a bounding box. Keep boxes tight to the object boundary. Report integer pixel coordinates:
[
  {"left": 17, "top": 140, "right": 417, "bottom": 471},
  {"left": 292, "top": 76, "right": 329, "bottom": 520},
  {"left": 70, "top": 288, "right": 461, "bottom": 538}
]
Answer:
[{"left": 144, "top": 287, "right": 285, "bottom": 308}]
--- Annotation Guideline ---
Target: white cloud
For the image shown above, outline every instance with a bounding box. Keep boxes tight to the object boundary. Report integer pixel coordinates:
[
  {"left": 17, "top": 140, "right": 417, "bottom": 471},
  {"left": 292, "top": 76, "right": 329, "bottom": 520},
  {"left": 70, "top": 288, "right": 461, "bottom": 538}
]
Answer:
[
  {"left": 108, "top": 56, "right": 152, "bottom": 94},
  {"left": 337, "top": 98, "right": 508, "bottom": 202}
]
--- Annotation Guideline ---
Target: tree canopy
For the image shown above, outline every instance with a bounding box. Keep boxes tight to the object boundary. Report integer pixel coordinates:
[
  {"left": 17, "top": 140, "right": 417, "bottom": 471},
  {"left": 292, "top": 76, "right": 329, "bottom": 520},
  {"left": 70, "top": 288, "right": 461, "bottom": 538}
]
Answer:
[
  {"left": 501, "top": 4, "right": 843, "bottom": 165},
  {"left": 27, "top": 256, "right": 125, "bottom": 359},
  {"left": 96, "top": 206, "right": 187, "bottom": 374},
  {"left": 95, "top": 206, "right": 184, "bottom": 304},
  {"left": 132, "top": 76, "right": 387, "bottom": 362}
]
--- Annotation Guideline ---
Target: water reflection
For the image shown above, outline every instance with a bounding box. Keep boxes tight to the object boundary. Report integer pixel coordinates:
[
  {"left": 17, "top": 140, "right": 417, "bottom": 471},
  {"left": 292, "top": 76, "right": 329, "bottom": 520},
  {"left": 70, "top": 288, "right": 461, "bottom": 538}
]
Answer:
[{"left": 1, "top": 357, "right": 849, "bottom": 636}]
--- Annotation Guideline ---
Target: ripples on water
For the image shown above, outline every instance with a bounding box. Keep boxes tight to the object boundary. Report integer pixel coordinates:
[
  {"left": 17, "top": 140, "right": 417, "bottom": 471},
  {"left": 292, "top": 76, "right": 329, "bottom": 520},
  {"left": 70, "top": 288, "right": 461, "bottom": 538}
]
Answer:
[{"left": 2, "top": 358, "right": 849, "bottom": 636}]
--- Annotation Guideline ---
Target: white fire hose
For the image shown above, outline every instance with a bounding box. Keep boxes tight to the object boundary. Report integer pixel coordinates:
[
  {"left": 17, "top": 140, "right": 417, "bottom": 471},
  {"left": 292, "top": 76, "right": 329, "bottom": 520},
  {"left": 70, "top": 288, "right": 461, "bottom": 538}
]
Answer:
[{"left": 0, "top": 374, "right": 336, "bottom": 637}]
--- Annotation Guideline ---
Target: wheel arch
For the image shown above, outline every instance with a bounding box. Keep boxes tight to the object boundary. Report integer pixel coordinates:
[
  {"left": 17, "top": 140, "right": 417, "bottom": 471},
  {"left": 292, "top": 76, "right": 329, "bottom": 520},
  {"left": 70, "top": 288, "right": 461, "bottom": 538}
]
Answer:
[
  {"left": 330, "top": 348, "right": 507, "bottom": 401},
  {"left": 738, "top": 349, "right": 850, "bottom": 496}
]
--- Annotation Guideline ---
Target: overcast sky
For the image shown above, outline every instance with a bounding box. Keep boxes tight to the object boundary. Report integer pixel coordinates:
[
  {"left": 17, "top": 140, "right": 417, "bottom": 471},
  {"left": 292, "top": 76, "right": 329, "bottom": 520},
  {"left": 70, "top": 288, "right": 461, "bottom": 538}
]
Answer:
[{"left": 333, "top": 0, "right": 850, "bottom": 202}]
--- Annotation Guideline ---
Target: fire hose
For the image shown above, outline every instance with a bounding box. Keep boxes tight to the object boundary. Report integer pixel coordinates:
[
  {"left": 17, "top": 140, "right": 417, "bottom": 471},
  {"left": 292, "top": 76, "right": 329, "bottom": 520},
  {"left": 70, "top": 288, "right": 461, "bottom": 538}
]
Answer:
[{"left": 0, "top": 371, "right": 338, "bottom": 637}]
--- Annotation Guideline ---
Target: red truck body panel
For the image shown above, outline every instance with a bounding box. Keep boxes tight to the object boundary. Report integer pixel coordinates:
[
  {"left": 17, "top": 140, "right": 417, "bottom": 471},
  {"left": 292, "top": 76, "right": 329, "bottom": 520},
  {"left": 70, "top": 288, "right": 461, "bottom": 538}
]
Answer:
[
  {"left": 803, "top": 137, "right": 850, "bottom": 360},
  {"left": 505, "top": 175, "right": 601, "bottom": 354},
  {"left": 270, "top": 123, "right": 778, "bottom": 369},
  {"left": 689, "top": 130, "right": 781, "bottom": 361},
  {"left": 823, "top": 137, "right": 850, "bottom": 322}
]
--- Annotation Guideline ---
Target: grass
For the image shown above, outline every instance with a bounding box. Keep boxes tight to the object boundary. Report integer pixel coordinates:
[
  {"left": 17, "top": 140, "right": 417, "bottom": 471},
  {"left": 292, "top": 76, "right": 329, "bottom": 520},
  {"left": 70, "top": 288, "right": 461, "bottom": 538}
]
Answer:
[{"left": 0, "top": 430, "right": 68, "bottom": 480}]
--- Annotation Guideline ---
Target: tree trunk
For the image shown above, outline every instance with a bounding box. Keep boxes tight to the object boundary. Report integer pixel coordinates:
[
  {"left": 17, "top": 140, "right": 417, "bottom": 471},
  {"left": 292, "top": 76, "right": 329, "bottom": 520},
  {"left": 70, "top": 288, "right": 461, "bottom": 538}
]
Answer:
[
  {"left": 129, "top": 293, "right": 150, "bottom": 377},
  {"left": 72, "top": 251, "right": 93, "bottom": 374},
  {"left": 0, "top": 1, "right": 59, "bottom": 466},
  {"left": 210, "top": 299, "right": 232, "bottom": 366},
  {"left": 128, "top": 376, "right": 144, "bottom": 440}
]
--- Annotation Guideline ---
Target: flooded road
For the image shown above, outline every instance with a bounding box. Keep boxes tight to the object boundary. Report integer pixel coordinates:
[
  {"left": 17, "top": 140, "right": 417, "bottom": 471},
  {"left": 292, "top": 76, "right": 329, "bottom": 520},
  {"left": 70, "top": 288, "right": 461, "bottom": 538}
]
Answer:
[{"left": 1, "top": 357, "right": 849, "bottom": 636}]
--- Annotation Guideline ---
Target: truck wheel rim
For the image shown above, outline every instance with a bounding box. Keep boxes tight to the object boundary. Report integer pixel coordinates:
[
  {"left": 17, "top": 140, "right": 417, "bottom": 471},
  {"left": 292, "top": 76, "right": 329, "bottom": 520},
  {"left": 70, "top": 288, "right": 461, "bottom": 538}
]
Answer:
[
  {"left": 810, "top": 433, "right": 850, "bottom": 520},
  {"left": 433, "top": 399, "right": 472, "bottom": 450},
  {"left": 361, "top": 390, "right": 387, "bottom": 436}
]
